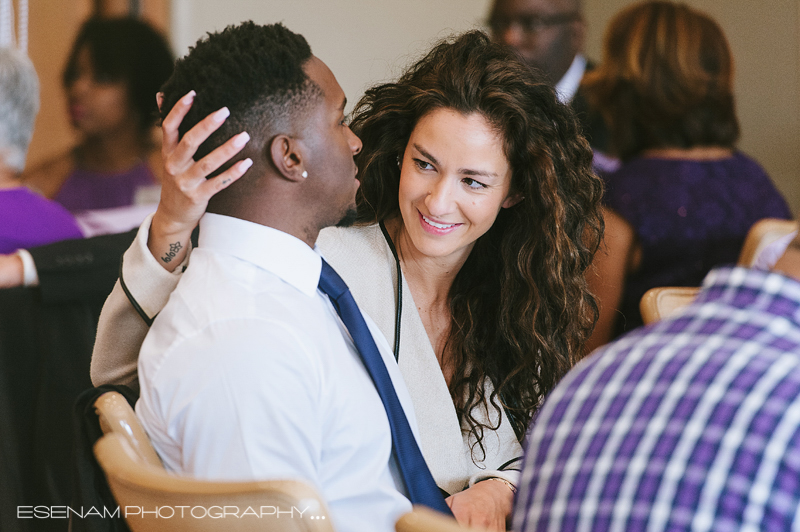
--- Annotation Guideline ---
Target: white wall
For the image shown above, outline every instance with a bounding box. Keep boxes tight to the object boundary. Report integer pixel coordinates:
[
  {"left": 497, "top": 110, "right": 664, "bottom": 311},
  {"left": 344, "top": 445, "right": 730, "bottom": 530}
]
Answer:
[
  {"left": 171, "top": 0, "right": 494, "bottom": 113},
  {"left": 170, "top": 0, "right": 800, "bottom": 213}
]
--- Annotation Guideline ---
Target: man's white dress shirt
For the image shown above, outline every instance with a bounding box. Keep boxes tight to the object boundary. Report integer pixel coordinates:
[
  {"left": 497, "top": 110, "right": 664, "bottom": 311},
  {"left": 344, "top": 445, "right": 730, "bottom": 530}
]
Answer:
[
  {"left": 136, "top": 213, "right": 414, "bottom": 532},
  {"left": 555, "top": 53, "right": 586, "bottom": 104}
]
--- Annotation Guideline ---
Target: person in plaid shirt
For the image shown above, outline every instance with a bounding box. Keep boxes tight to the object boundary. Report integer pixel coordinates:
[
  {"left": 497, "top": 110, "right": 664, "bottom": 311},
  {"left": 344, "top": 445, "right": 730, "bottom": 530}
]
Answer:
[{"left": 514, "top": 227, "right": 800, "bottom": 531}]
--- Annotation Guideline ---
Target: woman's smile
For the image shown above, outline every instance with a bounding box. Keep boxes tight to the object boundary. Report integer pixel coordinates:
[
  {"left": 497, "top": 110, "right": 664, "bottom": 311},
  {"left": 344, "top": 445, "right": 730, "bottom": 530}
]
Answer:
[{"left": 419, "top": 211, "right": 462, "bottom": 234}]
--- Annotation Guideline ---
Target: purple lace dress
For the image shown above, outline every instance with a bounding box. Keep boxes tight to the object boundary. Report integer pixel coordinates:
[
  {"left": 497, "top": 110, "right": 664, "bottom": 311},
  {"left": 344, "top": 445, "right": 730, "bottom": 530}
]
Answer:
[
  {"left": 0, "top": 187, "right": 83, "bottom": 253},
  {"left": 54, "top": 161, "right": 157, "bottom": 212},
  {"left": 602, "top": 152, "right": 792, "bottom": 337}
]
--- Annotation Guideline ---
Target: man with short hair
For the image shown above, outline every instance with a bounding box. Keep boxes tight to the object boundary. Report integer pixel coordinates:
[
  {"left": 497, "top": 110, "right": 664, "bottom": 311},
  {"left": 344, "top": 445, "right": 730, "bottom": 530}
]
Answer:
[
  {"left": 488, "top": 0, "right": 608, "bottom": 153},
  {"left": 134, "top": 22, "right": 434, "bottom": 532},
  {"left": 512, "top": 231, "right": 800, "bottom": 530}
]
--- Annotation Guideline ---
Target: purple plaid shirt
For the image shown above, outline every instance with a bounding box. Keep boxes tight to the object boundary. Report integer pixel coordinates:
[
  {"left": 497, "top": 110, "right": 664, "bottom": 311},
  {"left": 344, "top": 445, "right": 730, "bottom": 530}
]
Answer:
[{"left": 514, "top": 266, "right": 800, "bottom": 531}]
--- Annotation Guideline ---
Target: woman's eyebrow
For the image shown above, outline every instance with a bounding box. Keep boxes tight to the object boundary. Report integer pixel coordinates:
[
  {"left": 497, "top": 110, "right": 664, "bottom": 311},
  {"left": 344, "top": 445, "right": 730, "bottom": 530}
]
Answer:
[
  {"left": 413, "top": 143, "right": 498, "bottom": 178},
  {"left": 413, "top": 143, "right": 439, "bottom": 166}
]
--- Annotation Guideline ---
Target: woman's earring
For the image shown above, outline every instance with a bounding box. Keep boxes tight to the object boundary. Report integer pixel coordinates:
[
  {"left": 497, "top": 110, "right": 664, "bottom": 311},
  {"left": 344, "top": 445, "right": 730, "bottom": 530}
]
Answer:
[
  {"left": 396, "top": 156, "right": 401, "bottom": 168},
  {"left": 301, "top": 171, "right": 308, "bottom": 179}
]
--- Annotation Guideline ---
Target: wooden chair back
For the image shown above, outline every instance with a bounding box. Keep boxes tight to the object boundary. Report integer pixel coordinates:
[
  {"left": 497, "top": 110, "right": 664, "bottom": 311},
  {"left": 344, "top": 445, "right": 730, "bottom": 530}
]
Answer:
[
  {"left": 94, "top": 390, "right": 163, "bottom": 469},
  {"left": 640, "top": 286, "right": 701, "bottom": 325},
  {"left": 93, "top": 392, "right": 334, "bottom": 532},
  {"left": 396, "top": 506, "right": 483, "bottom": 532},
  {"left": 737, "top": 218, "right": 798, "bottom": 267}
]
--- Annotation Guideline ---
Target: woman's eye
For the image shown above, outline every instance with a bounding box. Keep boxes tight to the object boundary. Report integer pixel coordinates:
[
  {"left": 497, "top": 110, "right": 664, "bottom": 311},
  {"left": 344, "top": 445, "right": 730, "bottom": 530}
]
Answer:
[
  {"left": 414, "top": 159, "right": 434, "bottom": 171},
  {"left": 463, "top": 178, "right": 487, "bottom": 189}
]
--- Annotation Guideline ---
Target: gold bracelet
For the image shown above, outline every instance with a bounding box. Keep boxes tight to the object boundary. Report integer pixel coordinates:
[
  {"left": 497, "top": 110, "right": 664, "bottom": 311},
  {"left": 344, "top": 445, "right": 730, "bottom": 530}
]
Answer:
[{"left": 486, "top": 477, "right": 517, "bottom": 494}]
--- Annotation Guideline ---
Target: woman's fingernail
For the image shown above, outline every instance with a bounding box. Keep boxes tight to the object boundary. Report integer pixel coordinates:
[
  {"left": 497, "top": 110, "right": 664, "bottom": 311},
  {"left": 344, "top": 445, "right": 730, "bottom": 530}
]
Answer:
[
  {"left": 239, "top": 158, "right": 253, "bottom": 171},
  {"left": 233, "top": 132, "right": 250, "bottom": 148},
  {"left": 213, "top": 107, "right": 230, "bottom": 123},
  {"left": 182, "top": 90, "right": 196, "bottom": 104}
]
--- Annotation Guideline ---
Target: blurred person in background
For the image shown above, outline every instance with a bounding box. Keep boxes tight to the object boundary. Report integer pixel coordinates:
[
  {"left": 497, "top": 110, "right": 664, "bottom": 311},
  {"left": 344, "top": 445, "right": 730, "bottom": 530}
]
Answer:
[
  {"left": 0, "top": 47, "right": 82, "bottom": 255},
  {"left": 488, "top": 0, "right": 609, "bottom": 156},
  {"left": 23, "top": 17, "right": 173, "bottom": 225},
  {"left": 583, "top": 0, "right": 791, "bottom": 353}
]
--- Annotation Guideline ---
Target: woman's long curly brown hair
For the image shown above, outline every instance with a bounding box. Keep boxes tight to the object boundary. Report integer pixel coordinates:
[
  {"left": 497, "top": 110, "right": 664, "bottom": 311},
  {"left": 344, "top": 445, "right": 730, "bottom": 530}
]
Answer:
[{"left": 349, "top": 31, "right": 604, "bottom": 445}]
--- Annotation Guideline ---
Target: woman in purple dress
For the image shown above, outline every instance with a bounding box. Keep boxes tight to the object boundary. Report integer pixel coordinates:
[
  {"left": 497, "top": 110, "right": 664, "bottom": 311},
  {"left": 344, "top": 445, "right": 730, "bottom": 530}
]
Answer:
[
  {"left": 23, "top": 18, "right": 173, "bottom": 212},
  {"left": 583, "top": 1, "right": 791, "bottom": 352},
  {"left": 0, "top": 48, "right": 82, "bottom": 254}
]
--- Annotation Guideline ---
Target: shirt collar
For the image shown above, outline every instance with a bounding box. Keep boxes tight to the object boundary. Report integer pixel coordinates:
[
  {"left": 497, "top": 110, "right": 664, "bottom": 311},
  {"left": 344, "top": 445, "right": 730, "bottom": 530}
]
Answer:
[
  {"left": 198, "top": 213, "right": 322, "bottom": 297},
  {"left": 698, "top": 265, "right": 800, "bottom": 322},
  {"left": 555, "top": 54, "right": 587, "bottom": 104}
]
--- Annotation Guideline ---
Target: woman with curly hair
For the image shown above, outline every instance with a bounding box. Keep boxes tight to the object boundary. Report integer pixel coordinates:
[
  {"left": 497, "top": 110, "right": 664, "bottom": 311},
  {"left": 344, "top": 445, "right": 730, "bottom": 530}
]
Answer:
[
  {"left": 582, "top": 1, "right": 791, "bottom": 352},
  {"left": 90, "top": 30, "right": 603, "bottom": 529}
]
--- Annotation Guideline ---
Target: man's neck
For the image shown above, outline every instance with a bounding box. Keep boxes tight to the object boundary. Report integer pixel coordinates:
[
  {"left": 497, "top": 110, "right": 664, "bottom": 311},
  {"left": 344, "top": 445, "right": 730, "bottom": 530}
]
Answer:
[{"left": 207, "top": 182, "right": 321, "bottom": 249}]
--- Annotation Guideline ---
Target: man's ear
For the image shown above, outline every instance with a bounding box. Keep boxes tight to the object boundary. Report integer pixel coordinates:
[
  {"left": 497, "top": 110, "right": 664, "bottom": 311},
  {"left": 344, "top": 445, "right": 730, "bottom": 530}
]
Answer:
[
  {"left": 156, "top": 92, "right": 164, "bottom": 113},
  {"left": 502, "top": 193, "right": 524, "bottom": 209},
  {"left": 270, "top": 135, "right": 307, "bottom": 182}
]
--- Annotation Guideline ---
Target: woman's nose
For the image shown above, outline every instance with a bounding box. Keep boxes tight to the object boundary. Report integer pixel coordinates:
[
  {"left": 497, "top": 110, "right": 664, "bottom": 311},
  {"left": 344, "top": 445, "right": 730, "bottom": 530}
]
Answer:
[{"left": 425, "top": 177, "right": 454, "bottom": 216}]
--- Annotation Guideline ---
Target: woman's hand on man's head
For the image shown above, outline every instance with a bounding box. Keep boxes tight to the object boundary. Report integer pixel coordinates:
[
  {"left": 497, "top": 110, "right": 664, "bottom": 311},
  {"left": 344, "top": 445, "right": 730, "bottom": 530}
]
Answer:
[{"left": 148, "top": 91, "right": 253, "bottom": 271}]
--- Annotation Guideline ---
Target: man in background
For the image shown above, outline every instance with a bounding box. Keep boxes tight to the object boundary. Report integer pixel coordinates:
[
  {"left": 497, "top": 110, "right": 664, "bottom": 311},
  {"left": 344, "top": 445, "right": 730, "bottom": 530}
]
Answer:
[{"left": 488, "top": 0, "right": 609, "bottom": 153}]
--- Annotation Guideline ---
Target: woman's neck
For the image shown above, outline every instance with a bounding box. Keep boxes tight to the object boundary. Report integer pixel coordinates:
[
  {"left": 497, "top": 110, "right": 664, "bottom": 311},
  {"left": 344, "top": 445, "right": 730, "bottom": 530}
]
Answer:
[
  {"left": 76, "top": 126, "right": 150, "bottom": 173},
  {"left": 641, "top": 146, "right": 734, "bottom": 161},
  {"left": 385, "top": 216, "right": 468, "bottom": 305},
  {"left": 385, "top": 216, "right": 465, "bottom": 381},
  {"left": 0, "top": 165, "right": 22, "bottom": 189}
]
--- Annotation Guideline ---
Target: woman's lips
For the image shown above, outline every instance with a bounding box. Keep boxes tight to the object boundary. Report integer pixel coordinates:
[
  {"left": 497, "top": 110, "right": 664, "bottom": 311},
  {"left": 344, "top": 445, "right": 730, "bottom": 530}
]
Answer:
[{"left": 418, "top": 210, "right": 460, "bottom": 234}]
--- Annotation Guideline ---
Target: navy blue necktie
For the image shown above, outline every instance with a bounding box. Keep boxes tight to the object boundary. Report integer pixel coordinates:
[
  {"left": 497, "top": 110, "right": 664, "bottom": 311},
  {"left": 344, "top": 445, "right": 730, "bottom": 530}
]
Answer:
[{"left": 317, "top": 258, "right": 452, "bottom": 516}]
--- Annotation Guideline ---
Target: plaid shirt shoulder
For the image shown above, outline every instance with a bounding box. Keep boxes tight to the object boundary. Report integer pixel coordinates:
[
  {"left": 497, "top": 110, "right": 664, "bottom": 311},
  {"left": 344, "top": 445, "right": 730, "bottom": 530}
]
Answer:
[{"left": 514, "top": 266, "right": 800, "bottom": 532}]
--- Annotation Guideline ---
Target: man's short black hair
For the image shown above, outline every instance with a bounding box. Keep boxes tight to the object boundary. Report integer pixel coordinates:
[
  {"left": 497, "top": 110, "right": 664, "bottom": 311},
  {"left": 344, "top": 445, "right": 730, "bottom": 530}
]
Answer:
[{"left": 160, "top": 21, "right": 318, "bottom": 162}]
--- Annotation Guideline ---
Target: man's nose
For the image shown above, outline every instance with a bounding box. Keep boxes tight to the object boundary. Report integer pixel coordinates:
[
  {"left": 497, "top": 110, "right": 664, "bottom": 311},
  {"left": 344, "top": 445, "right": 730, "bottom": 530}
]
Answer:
[
  {"left": 347, "top": 126, "right": 362, "bottom": 156},
  {"left": 497, "top": 23, "right": 525, "bottom": 48}
]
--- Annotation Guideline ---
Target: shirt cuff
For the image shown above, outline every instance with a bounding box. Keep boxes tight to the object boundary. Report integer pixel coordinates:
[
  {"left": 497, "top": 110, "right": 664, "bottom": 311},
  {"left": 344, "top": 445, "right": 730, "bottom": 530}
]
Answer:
[
  {"left": 121, "top": 212, "right": 190, "bottom": 319},
  {"left": 468, "top": 469, "right": 521, "bottom": 489},
  {"left": 17, "top": 249, "right": 39, "bottom": 287}
]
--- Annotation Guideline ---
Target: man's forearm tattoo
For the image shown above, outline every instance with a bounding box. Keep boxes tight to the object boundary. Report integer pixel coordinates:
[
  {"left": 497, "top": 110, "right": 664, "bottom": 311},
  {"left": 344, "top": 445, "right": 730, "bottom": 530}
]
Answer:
[{"left": 161, "top": 241, "right": 183, "bottom": 263}]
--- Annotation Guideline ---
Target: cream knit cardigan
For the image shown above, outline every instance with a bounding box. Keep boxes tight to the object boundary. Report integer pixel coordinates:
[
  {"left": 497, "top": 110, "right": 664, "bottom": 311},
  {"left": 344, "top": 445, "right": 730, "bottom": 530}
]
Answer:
[{"left": 90, "top": 215, "right": 522, "bottom": 495}]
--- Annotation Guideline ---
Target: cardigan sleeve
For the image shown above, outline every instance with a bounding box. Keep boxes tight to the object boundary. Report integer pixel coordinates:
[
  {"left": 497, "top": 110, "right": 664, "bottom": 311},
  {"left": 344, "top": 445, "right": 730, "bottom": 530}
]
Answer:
[{"left": 90, "top": 214, "right": 189, "bottom": 389}]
